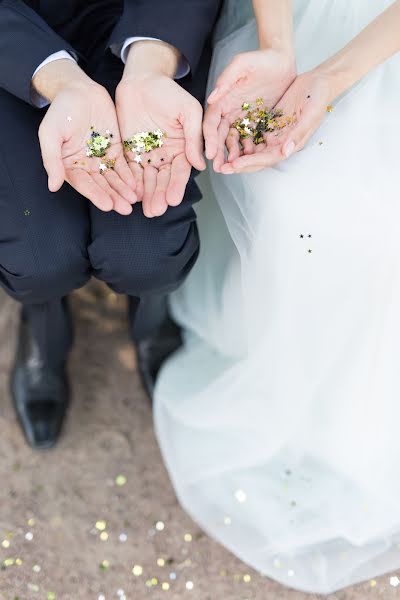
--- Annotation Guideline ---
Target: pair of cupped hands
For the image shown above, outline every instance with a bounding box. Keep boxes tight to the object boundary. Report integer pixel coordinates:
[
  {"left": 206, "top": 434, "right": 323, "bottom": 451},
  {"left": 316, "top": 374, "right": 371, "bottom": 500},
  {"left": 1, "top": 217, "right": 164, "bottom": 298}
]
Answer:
[{"left": 40, "top": 48, "right": 332, "bottom": 217}]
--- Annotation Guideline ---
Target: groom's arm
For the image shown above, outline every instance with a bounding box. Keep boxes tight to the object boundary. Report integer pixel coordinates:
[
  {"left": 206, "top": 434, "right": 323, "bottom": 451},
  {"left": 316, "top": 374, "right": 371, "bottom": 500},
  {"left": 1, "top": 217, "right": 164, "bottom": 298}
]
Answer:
[
  {"left": 108, "top": 0, "right": 222, "bottom": 75},
  {"left": 0, "top": 0, "right": 77, "bottom": 104}
]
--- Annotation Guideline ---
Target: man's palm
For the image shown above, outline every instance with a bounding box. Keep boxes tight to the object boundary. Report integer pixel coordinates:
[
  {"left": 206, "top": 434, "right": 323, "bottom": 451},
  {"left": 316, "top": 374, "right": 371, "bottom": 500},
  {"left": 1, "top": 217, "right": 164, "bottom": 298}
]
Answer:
[
  {"left": 116, "top": 75, "right": 204, "bottom": 218},
  {"left": 39, "top": 82, "right": 136, "bottom": 215}
]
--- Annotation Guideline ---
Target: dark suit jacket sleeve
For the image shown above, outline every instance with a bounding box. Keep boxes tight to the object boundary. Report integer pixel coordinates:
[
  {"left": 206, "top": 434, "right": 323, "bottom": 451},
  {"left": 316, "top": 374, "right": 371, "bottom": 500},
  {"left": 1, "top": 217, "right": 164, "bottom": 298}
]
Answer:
[
  {"left": 108, "top": 0, "right": 222, "bottom": 74},
  {"left": 0, "top": 0, "right": 76, "bottom": 105}
]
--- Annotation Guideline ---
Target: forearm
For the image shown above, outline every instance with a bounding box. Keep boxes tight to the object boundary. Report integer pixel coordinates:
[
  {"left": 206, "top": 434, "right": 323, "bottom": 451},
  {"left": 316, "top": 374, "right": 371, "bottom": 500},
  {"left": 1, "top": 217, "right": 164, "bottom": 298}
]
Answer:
[
  {"left": 316, "top": 0, "right": 400, "bottom": 100},
  {"left": 253, "top": 0, "right": 294, "bottom": 55},
  {"left": 122, "top": 40, "right": 180, "bottom": 81},
  {"left": 32, "top": 59, "right": 94, "bottom": 103}
]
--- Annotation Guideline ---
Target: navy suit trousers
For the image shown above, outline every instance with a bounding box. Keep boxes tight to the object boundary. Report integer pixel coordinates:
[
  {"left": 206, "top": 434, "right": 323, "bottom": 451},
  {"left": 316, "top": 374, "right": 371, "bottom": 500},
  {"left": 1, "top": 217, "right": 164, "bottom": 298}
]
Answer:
[{"left": 0, "top": 54, "right": 201, "bottom": 368}]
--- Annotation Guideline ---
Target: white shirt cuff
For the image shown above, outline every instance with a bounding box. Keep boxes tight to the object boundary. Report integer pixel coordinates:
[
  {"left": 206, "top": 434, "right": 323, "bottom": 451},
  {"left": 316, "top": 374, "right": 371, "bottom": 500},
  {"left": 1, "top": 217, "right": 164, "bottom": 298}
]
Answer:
[
  {"left": 112, "top": 37, "right": 190, "bottom": 79},
  {"left": 31, "top": 50, "right": 78, "bottom": 108}
]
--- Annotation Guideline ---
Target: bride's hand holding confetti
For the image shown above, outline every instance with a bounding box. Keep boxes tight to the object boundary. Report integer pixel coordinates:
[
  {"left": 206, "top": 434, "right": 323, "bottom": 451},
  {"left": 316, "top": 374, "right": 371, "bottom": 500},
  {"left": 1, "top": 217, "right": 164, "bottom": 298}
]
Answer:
[
  {"left": 226, "top": 71, "right": 335, "bottom": 174},
  {"left": 204, "top": 48, "right": 296, "bottom": 172}
]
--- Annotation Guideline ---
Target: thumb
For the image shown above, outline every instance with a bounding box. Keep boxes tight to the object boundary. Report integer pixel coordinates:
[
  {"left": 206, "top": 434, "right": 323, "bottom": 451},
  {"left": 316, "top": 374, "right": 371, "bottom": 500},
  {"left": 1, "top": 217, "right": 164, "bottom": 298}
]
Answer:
[
  {"left": 38, "top": 128, "right": 65, "bottom": 192},
  {"left": 182, "top": 102, "right": 206, "bottom": 171},
  {"left": 207, "top": 55, "right": 246, "bottom": 104}
]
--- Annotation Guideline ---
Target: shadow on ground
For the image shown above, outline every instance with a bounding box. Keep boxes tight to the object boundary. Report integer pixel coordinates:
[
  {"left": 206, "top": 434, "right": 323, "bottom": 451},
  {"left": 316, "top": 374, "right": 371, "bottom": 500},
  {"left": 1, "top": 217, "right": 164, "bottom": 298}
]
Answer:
[{"left": 0, "top": 284, "right": 396, "bottom": 599}]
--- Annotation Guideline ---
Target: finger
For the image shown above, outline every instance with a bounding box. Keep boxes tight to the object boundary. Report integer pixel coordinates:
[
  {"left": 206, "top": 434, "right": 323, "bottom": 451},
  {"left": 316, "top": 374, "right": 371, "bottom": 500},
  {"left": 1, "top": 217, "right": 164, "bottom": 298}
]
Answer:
[
  {"left": 264, "top": 129, "right": 287, "bottom": 149},
  {"left": 203, "top": 104, "right": 223, "bottom": 160},
  {"left": 129, "top": 162, "right": 144, "bottom": 201},
  {"left": 104, "top": 169, "right": 136, "bottom": 204},
  {"left": 230, "top": 144, "right": 285, "bottom": 173},
  {"left": 242, "top": 138, "right": 256, "bottom": 155},
  {"left": 255, "top": 141, "right": 267, "bottom": 153},
  {"left": 143, "top": 165, "right": 158, "bottom": 218},
  {"left": 151, "top": 165, "right": 171, "bottom": 217},
  {"left": 182, "top": 102, "right": 206, "bottom": 171},
  {"left": 213, "top": 118, "right": 231, "bottom": 173},
  {"left": 226, "top": 128, "right": 241, "bottom": 162},
  {"left": 38, "top": 128, "right": 65, "bottom": 192},
  {"left": 67, "top": 169, "right": 113, "bottom": 211},
  {"left": 113, "top": 154, "right": 137, "bottom": 195},
  {"left": 167, "top": 154, "right": 191, "bottom": 207},
  {"left": 207, "top": 55, "right": 246, "bottom": 104},
  {"left": 92, "top": 173, "right": 132, "bottom": 216}
]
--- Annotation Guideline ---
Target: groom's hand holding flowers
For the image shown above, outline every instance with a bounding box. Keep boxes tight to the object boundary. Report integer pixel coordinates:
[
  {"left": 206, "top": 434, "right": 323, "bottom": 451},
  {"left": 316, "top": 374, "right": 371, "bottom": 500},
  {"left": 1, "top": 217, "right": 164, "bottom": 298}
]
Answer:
[{"left": 116, "top": 40, "right": 206, "bottom": 219}]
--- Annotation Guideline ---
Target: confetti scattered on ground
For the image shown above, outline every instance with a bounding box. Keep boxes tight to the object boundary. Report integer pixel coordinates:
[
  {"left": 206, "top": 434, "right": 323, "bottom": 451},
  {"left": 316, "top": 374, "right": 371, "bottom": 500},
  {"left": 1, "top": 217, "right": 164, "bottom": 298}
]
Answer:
[{"left": 0, "top": 282, "right": 398, "bottom": 599}]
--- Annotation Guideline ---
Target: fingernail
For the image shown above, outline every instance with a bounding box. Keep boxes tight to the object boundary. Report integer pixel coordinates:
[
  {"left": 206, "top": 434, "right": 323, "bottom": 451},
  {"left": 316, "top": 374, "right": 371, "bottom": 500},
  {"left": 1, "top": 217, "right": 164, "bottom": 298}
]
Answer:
[
  {"left": 284, "top": 141, "right": 296, "bottom": 158},
  {"left": 207, "top": 87, "right": 219, "bottom": 103}
]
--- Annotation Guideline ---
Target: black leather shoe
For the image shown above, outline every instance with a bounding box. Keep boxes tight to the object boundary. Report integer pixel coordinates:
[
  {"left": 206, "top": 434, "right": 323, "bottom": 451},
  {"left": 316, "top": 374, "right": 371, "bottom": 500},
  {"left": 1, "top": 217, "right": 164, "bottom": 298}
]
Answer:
[
  {"left": 10, "top": 318, "right": 69, "bottom": 450},
  {"left": 136, "top": 317, "right": 183, "bottom": 400}
]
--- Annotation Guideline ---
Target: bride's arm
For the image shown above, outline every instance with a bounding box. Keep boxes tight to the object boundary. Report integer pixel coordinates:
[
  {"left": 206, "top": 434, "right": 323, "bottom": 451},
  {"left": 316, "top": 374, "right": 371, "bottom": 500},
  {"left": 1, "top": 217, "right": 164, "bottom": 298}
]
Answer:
[
  {"left": 253, "top": 0, "right": 294, "bottom": 55},
  {"left": 225, "top": 0, "right": 400, "bottom": 173},
  {"left": 204, "top": 1, "right": 296, "bottom": 168},
  {"left": 318, "top": 0, "right": 400, "bottom": 99}
]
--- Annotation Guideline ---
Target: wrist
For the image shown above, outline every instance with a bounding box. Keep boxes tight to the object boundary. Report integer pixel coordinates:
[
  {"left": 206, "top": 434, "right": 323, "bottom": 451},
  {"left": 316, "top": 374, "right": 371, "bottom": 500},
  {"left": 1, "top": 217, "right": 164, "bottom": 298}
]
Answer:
[
  {"left": 122, "top": 40, "right": 181, "bottom": 81},
  {"left": 259, "top": 46, "right": 296, "bottom": 76},
  {"left": 32, "top": 59, "right": 94, "bottom": 103},
  {"left": 313, "top": 55, "right": 356, "bottom": 101}
]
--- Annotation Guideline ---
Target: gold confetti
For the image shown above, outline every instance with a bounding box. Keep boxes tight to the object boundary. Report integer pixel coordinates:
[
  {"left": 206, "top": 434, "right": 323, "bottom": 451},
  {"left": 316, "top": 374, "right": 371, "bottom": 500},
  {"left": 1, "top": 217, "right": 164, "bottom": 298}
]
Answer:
[
  {"left": 243, "top": 574, "right": 251, "bottom": 583},
  {"left": 99, "top": 560, "right": 110, "bottom": 571},
  {"left": 161, "top": 582, "right": 170, "bottom": 590},
  {"left": 15, "top": 558, "right": 22, "bottom": 566},
  {"left": 326, "top": 105, "right": 334, "bottom": 112},
  {"left": 86, "top": 129, "right": 112, "bottom": 158},
  {"left": 124, "top": 129, "right": 165, "bottom": 155},
  {"left": 115, "top": 474, "right": 127, "bottom": 486},
  {"left": 184, "top": 533, "right": 192, "bottom": 542},
  {"left": 155, "top": 521, "right": 165, "bottom": 531},
  {"left": 1, "top": 540, "right": 10, "bottom": 548},
  {"left": 370, "top": 580, "right": 377, "bottom": 587},
  {"left": 157, "top": 558, "right": 166, "bottom": 567},
  {"left": 4, "top": 558, "right": 14, "bottom": 567},
  {"left": 96, "top": 520, "right": 107, "bottom": 531},
  {"left": 100, "top": 531, "right": 109, "bottom": 541},
  {"left": 27, "top": 518, "right": 36, "bottom": 527},
  {"left": 132, "top": 564, "right": 143, "bottom": 576}
]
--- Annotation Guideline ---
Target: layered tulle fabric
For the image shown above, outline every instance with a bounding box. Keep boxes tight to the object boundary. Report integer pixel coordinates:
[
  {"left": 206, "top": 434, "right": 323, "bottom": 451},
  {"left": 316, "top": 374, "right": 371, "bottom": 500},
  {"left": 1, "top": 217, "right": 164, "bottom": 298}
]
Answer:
[{"left": 154, "top": 0, "right": 400, "bottom": 593}]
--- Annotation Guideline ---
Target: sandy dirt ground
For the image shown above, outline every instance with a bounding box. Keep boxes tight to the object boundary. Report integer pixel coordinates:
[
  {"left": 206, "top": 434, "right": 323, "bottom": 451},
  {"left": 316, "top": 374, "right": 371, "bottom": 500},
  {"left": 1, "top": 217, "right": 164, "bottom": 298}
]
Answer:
[{"left": 0, "top": 283, "right": 398, "bottom": 600}]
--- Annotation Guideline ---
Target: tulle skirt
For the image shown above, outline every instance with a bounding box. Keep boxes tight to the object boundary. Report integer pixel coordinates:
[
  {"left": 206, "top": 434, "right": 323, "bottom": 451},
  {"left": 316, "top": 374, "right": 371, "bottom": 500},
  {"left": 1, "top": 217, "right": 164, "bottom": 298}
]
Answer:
[{"left": 154, "top": 0, "right": 400, "bottom": 593}]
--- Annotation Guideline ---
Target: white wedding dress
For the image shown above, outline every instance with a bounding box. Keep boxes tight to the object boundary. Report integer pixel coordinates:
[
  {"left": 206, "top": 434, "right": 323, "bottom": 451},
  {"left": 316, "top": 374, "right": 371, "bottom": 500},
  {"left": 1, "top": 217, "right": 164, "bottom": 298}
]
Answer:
[{"left": 154, "top": 0, "right": 400, "bottom": 594}]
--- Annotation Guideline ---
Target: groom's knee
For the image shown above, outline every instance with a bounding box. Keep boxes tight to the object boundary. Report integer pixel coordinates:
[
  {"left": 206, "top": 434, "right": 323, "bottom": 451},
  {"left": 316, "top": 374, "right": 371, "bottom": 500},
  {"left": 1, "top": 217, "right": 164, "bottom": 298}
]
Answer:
[{"left": 90, "top": 207, "right": 200, "bottom": 296}]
